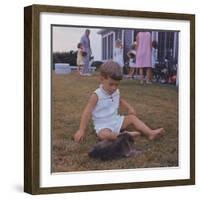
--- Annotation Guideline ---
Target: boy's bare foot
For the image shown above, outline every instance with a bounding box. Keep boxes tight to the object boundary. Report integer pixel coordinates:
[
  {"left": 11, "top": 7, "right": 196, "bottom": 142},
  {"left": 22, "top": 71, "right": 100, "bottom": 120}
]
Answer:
[{"left": 148, "top": 128, "right": 164, "bottom": 140}]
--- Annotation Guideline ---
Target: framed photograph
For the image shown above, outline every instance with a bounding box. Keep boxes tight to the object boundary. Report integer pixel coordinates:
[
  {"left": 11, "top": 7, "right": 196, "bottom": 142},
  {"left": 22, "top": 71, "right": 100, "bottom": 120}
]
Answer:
[{"left": 24, "top": 4, "right": 195, "bottom": 194}]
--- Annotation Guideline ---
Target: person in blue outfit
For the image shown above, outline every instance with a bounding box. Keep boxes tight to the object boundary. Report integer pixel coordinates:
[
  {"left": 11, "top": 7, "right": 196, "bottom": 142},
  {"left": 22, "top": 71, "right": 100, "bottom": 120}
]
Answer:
[{"left": 80, "top": 29, "right": 92, "bottom": 75}]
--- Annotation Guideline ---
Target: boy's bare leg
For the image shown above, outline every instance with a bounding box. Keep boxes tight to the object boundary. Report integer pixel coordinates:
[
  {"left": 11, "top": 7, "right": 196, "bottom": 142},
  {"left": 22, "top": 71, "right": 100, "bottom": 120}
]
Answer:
[
  {"left": 97, "top": 128, "right": 119, "bottom": 141},
  {"left": 121, "top": 130, "right": 141, "bottom": 137},
  {"left": 121, "top": 115, "right": 164, "bottom": 140}
]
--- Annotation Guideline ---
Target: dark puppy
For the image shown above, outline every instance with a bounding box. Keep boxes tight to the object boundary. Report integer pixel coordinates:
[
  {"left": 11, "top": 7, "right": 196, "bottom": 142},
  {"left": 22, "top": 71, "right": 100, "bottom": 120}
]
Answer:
[{"left": 88, "top": 133, "right": 138, "bottom": 161}]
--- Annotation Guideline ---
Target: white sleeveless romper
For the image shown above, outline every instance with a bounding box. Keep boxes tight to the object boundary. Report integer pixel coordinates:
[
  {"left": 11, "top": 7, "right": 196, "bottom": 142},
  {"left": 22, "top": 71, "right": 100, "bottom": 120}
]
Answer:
[{"left": 92, "top": 85, "right": 124, "bottom": 134}]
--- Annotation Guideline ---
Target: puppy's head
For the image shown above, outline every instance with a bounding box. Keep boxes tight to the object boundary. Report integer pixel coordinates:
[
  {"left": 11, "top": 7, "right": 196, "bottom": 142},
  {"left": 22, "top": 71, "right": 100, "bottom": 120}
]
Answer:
[{"left": 117, "top": 133, "right": 134, "bottom": 143}]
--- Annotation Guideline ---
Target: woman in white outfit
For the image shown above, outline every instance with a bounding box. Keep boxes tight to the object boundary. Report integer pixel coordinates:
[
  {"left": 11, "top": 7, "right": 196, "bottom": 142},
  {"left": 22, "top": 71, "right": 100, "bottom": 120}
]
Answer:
[{"left": 113, "top": 39, "right": 124, "bottom": 70}]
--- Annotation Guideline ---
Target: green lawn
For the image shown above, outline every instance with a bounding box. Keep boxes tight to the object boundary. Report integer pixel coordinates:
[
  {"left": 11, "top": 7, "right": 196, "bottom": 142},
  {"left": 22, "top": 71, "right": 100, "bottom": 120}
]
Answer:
[{"left": 52, "top": 71, "right": 178, "bottom": 172}]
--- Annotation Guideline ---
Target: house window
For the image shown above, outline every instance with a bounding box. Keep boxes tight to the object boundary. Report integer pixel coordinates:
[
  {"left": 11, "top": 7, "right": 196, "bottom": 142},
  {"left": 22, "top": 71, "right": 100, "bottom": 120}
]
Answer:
[
  {"left": 158, "top": 32, "right": 175, "bottom": 61},
  {"left": 102, "top": 37, "right": 107, "bottom": 60},
  {"left": 108, "top": 34, "right": 113, "bottom": 59},
  {"left": 123, "top": 30, "right": 133, "bottom": 62},
  {"left": 102, "top": 32, "right": 114, "bottom": 60},
  {"left": 115, "top": 29, "right": 122, "bottom": 41}
]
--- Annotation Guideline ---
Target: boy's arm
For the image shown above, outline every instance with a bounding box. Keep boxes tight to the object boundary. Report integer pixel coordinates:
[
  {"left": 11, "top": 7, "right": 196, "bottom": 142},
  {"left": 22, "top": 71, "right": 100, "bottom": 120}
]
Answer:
[
  {"left": 74, "top": 93, "right": 98, "bottom": 142},
  {"left": 120, "top": 98, "right": 137, "bottom": 115}
]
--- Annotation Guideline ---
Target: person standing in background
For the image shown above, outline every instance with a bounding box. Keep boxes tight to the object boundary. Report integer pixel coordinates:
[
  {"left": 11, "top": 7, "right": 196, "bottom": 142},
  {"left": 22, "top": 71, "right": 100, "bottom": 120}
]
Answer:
[
  {"left": 80, "top": 29, "right": 92, "bottom": 75},
  {"left": 151, "top": 40, "right": 158, "bottom": 69},
  {"left": 113, "top": 39, "right": 124, "bottom": 73},
  {"left": 127, "top": 41, "right": 137, "bottom": 79},
  {"left": 151, "top": 40, "right": 158, "bottom": 81},
  {"left": 76, "top": 42, "right": 85, "bottom": 75},
  {"left": 136, "top": 31, "right": 152, "bottom": 84}
]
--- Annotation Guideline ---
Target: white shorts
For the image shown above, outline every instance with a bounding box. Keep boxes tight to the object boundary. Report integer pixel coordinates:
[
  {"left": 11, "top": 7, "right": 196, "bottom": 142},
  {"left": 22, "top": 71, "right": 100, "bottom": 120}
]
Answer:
[{"left": 94, "top": 115, "right": 125, "bottom": 135}]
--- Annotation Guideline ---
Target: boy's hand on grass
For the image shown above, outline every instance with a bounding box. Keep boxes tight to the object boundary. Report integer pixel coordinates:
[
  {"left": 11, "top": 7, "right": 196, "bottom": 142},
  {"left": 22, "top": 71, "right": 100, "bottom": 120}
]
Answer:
[{"left": 74, "top": 130, "right": 85, "bottom": 143}]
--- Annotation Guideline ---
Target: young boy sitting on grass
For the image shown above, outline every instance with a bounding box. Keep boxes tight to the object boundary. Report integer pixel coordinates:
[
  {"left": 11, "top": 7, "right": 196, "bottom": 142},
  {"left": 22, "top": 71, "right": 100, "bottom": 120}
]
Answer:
[{"left": 74, "top": 61, "right": 164, "bottom": 142}]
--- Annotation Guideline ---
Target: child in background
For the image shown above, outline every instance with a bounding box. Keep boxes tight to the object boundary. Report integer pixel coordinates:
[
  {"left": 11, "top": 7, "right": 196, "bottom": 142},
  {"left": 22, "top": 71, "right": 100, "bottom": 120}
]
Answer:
[
  {"left": 76, "top": 42, "right": 85, "bottom": 74},
  {"left": 74, "top": 61, "right": 164, "bottom": 142},
  {"left": 152, "top": 40, "right": 158, "bottom": 69},
  {"left": 151, "top": 40, "right": 158, "bottom": 80},
  {"left": 113, "top": 39, "right": 124, "bottom": 73},
  {"left": 127, "top": 42, "right": 137, "bottom": 79}
]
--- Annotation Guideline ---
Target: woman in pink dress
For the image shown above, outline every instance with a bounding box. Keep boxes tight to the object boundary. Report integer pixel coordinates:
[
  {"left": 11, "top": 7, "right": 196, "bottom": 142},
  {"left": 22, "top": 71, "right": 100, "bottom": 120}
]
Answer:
[{"left": 136, "top": 31, "right": 152, "bottom": 84}]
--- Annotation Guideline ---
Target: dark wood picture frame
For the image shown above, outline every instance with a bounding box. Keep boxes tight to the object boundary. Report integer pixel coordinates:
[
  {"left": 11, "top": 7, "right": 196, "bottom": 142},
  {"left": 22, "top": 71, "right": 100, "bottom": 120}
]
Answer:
[{"left": 24, "top": 4, "right": 195, "bottom": 194}]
